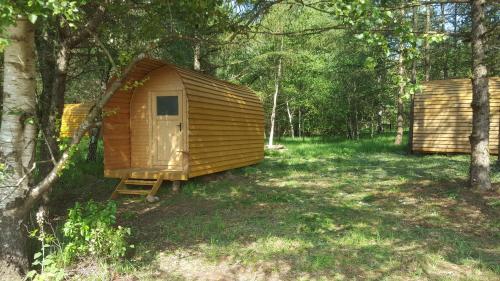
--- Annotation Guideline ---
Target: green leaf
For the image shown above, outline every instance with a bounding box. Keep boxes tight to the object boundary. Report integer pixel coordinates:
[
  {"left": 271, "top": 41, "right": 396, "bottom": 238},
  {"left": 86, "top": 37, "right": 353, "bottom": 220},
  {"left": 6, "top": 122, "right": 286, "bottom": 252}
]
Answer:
[
  {"left": 26, "top": 270, "right": 37, "bottom": 279},
  {"left": 354, "top": 33, "right": 364, "bottom": 39},
  {"left": 28, "top": 14, "right": 38, "bottom": 23},
  {"left": 33, "top": 252, "right": 42, "bottom": 259}
]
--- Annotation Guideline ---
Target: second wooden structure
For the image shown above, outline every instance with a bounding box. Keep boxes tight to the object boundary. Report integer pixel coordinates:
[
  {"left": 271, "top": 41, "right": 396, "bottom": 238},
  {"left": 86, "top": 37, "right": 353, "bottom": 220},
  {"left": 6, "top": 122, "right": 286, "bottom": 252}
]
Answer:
[{"left": 411, "top": 77, "right": 500, "bottom": 154}]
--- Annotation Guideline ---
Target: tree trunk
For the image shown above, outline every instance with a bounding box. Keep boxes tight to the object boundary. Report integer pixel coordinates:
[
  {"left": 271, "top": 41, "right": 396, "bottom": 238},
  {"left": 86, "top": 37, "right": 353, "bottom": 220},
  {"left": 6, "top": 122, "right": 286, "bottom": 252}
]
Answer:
[
  {"left": 441, "top": 4, "right": 449, "bottom": 79},
  {"left": 277, "top": 122, "right": 282, "bottom": 141},
  {"left": 286, "top": 100, "right": 294, "bottom": 138},
  {"left": 469, "top": 0, "right": 491, "bottom": 190},
  {"left": 87, "top": 124, "right": 101, "bottom": 162},
  {"left": 354, "top": 106, "right": 359, "bottom": 140},
  {"left": 298, "top": 108, "right": 302, "bottom": 139},
  {"left": 409, "top": 94, "right": 415, "bottom": 153},
  {"left": 395, "top": 20, "right": 405, "bottom": 145},
  {"left": 50, "top": 43, "right": 69, "bottom": 140},
  {"left": 1, "top": 49, "right": 145, "bottom": 279},
  {"left": 395, "top": 89, "right": 405, "bottom": 145},
  {"left": 453, "top": 4, "right": 459, "bottom": 77},
  {"left": 36, "top": 5, "right": 105, "bottom": 176},
  {"left": 409, "top": 6, "right": 418, "bottom": 152},
  {"left": 36, "top": 21, "right": 72, "bottom": 177},
  {"left": 36, "top": 23, "right": 57, "bottom": 177},
  {"left": 412, "top": 5, "right": 418, "bottom": 84},
  {"left": 370, "top": 114, "right": 375, "bottom": 138},
  {"left": 268, "top": 37, "right": 283, "bottom": 147},
  {"left": 0, "top": 18, "right": 37, "bottom": 277},
  {"left": 424, "top": 5, "right": 431, "bottom": 81},
  {"left": 377, "top": 107, "right": 383, "bottom": 133},
  {"left": 39, "top": 44, "right": 69, "bottom": 176},
  {"left": 193, "top": 40, "right": 201, "bottom": 71}
]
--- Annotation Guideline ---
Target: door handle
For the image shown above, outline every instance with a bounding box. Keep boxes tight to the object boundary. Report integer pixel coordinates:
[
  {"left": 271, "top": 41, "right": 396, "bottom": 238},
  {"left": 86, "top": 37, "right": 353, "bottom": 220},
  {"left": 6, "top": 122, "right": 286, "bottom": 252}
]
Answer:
[{"left": 177, "top": 122, "right": 182, "bottom": 132}]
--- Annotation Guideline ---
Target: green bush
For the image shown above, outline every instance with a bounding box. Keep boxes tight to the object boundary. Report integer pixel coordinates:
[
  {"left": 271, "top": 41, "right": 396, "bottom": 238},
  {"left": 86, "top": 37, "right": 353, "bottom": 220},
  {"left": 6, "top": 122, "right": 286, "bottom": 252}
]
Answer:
[
  {"left": 27, "top": 200, "right": 131, "bottom": 280},
  {"left": 62, "top": 200, "right": 131, "bottom": 261}
]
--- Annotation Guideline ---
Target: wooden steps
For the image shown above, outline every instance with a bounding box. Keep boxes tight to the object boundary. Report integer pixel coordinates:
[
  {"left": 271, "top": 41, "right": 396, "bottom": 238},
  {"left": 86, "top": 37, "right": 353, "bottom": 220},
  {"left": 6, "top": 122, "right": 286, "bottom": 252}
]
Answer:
[
  {"left": 125, "top": 179, "right": 157, "bottom": 185},
  {"left": 111, "top": 174, "right": 164, "bottom": 199},
  {"left": 117, "top": 189, "right": 150, "bottom": 195}
]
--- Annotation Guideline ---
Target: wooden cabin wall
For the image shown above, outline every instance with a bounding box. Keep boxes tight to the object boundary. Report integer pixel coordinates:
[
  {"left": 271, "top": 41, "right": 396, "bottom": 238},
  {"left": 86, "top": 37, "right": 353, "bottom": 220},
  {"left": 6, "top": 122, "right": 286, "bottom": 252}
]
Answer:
[
  {"left": 130, "top": 74, "right": 151, "bottom": 168},
  {"left": 60, "top": 103, "right": 91, "bottom": 137},
  {"left": 176, "top": 68, "right": 265, "bottom": 178},
  {"left": 412, "top": 77, "right": 500, "bottom": 154},
  {"left": 130, "top": 67, "right": 184, "bottom": 168},
  {"left": 103, "top": 89, "right": 132, "bottom": 170}
]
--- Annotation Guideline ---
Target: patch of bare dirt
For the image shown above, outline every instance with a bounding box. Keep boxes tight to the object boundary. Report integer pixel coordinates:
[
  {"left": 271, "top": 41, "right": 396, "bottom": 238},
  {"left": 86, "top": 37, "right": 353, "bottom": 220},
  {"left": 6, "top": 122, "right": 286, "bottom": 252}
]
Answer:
[
  {"left": 372, "top": 180, "right": 500, "bottom": 238},
  {"left": 150, "top": 250, "right": 292, "bottom": 281}
]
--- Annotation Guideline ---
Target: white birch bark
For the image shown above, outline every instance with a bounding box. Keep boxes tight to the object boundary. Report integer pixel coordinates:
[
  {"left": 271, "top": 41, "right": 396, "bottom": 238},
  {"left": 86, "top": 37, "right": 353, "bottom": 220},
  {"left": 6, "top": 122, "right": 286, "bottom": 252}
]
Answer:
[
  {"left": 0, "top": 17, "right": 37, "bottom": 276},
  {"left": 268, "top": 37, "right": 284, "bottom": 147},
  {"left": 193, "top": 40, "right": 201, "bottom": 71},
  {"left": 286, "top": 100, "right": 294, "bottom": 138}
]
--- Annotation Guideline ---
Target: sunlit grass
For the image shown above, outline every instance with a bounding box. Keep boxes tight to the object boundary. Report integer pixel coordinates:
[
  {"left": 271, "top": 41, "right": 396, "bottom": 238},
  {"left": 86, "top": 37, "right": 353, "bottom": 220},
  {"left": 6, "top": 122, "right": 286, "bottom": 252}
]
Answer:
[{"left": 52, "top": 134, "right": 500, "bottom": 280}]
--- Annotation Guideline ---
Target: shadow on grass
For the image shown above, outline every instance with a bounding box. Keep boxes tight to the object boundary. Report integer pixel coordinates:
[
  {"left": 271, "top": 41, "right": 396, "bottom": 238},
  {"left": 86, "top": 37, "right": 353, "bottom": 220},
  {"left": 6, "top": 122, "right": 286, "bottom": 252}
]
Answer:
[
  {"left": 49, "top": 135, "right": 500, "bottom": 279},
  {"left": 119, "top": 162, "right": 499, "bottom": 279}
]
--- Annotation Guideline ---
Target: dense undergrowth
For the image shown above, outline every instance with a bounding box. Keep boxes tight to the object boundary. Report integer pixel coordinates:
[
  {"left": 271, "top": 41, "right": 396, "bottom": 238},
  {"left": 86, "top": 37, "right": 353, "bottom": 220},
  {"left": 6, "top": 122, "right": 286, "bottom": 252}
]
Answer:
[{"left": 34, "top": 133, "right": 500, "bottom": 280}]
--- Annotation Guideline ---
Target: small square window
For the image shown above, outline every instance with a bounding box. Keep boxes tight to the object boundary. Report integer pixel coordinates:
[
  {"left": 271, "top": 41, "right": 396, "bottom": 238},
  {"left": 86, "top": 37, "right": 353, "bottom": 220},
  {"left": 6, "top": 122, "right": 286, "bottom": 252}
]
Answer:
[{"left": 157, "top": 96, "right": 178, "bottom": 116}]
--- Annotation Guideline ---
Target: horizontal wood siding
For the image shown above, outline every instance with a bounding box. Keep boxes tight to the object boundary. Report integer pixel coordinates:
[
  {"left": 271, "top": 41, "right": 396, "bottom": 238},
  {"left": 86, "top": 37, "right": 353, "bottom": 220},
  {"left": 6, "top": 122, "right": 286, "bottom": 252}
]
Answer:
[
  {"left": 412, "top": 77, "right": 500, "bottom": 154},
  {"left": 177, "top": 67, "right": 264, "bottom": 177},
  {"left": 103, "top": 89, "right": 132, "bottom": 170},
  {"left": 102, "top": 58, "right": 264, "bottom": 178},
  {"left": 60, "top": 103, "right": 91, "bottom": 137}
]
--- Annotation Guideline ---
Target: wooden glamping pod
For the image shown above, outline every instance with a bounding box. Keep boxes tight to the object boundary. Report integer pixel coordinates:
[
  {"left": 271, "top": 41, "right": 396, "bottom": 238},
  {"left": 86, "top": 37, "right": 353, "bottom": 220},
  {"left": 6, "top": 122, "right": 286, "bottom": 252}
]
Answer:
[
  {"left": 60, "top": 103, "right": 92, "bottom": 137},
  {"left": 102, "top": 58, "right": 264, "bottom": 198},
  {"left": 411, "top": 77, "right": 500, "bottom": 154}
]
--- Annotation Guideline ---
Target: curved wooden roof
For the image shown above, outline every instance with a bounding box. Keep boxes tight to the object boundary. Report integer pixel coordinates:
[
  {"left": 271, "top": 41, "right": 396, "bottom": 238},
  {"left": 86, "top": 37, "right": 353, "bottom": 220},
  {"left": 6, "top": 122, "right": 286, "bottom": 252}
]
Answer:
[{"left": 107, "top": 57, "right": 259, "bottom": 102}]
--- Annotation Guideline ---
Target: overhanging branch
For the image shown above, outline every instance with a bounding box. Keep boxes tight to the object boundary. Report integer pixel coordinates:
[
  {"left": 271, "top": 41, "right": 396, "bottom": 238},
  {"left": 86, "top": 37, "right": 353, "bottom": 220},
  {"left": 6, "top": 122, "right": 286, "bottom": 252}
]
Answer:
[{"left": 22, "top": 50, "right": 150, "bottom": 212}]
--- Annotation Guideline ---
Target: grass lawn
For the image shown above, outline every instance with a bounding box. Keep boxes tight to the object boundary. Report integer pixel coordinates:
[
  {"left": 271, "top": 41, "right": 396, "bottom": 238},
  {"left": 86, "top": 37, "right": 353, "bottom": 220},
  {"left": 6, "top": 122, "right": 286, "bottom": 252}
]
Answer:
[{"left": 50, "top": 134, "right": 500, "bottom": 280}]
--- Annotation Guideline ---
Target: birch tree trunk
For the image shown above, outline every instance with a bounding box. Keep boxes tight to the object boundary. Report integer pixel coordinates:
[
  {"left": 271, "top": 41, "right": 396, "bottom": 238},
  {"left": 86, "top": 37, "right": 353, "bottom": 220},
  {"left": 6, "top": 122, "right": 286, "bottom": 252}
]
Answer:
[
  {"left": 286, "top": 100, "right": 294, "bottom": 138},
  {"left": 268, "top": 37, "right": 283, "bottom": 147},
  {"left": 469, "top": 0, "right": 491, "bottom": 190},
  {"left": 193, "top": 40, "right": 201, "bottom": 71},
  {"left": 395, "top": 17, "right": 405, "bottom": 145},
  {"left": 0, "top": 18, "right": 37, "bottom": 277},
  {"left": 377, "top": 108, "right": 383, "bottom": 133}
]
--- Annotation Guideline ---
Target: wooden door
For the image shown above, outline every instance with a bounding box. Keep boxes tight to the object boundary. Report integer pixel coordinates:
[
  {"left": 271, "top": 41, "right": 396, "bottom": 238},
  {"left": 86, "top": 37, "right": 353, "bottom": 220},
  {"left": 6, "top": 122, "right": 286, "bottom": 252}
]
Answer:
[{"left": 151, "top": 91, "right": 183, "bottom": 169}]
